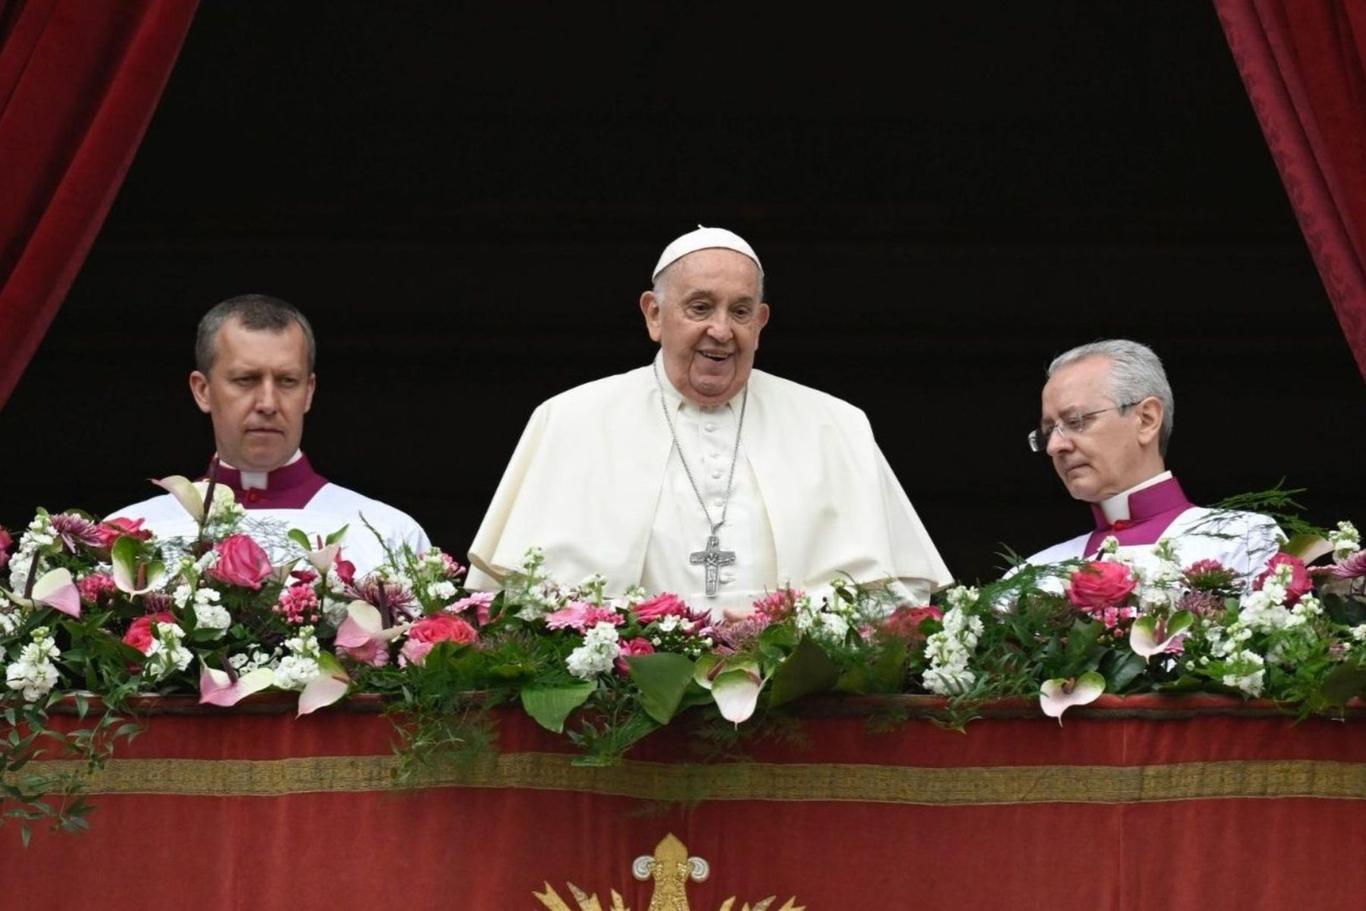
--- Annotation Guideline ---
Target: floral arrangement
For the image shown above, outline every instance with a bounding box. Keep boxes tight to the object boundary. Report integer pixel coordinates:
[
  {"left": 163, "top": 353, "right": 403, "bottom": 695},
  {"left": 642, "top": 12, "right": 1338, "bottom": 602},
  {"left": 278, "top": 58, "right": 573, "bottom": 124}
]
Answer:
[{"left": 2, "top": 476, "right": 1365, "bottom": 842}]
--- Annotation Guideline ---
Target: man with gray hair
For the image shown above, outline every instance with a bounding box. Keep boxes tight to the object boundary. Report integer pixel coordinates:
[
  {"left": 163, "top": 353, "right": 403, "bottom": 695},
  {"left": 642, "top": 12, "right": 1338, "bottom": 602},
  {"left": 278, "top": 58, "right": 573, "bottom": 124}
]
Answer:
[
  {"left": 109, "top": 293, "right": 428, "bottom": 574},
  {"left": 467, "top": 226, "right": 951, "bottom": 618},
  {"left": 1024, "top": 338, "right": 1280, "bottom": 576}
]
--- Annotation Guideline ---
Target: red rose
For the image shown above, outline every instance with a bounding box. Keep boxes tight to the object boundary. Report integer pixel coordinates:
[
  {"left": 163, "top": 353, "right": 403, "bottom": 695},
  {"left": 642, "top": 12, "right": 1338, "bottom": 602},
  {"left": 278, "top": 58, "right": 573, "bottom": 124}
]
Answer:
[
  {"left": 634, "top": 592, "right": 690, "bottom": 624},
  {"left": 1066, "top": 561, "right": 1137, "bottom": 611},
  {"left": 1254, "top": 553, "right": 1313, "bottom": 606},
  {"left": 615, "top": 637, "right": 656, "bottom": 674},
  {"left": 208, "top": 534, "right": 274, "bottom": 590},
  {"left": 122, "top": 611, "right": 177, "bottom": 655},
  {"left": 880, "top": 605, "right": 943, "bottom": 642},
  {"left": 400, "top": 613, "right": 478, "bottom": 667},
  {"left": 0, "top": 526, "right": 10, "bottom": 572},
  {"left": 94, "top": 517, "right": 153, "bottom": 550}
]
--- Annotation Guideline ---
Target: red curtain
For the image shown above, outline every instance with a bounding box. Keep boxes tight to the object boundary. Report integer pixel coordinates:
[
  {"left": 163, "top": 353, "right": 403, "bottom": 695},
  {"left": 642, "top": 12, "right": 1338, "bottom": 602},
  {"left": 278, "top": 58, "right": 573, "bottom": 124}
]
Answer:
[
  {"left": 1214, "top": 0, "right": 1366, "bottom": 381},
  {"left": 0, "top": 0, "right": 197, "bottom": 411}
]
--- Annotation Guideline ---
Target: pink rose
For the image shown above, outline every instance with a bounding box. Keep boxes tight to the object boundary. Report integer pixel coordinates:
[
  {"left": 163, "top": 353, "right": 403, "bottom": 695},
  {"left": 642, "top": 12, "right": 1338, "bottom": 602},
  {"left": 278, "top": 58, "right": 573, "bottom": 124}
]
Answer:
[
  {"left": 615, "top": 637, "right": 655, "bottom": 674},
  {"left": 209, "top": 534, "right": 274, "bottom": 590},
  {"left": 94, "top": 516, "right": 153, "bottom": 550},
  {"left": 879, "top": 605, "right": 943, "bottom": 642},
  {"left": 1254, "top": 553, "right": 1313, "bottom": 606},
  {"left": 1066, "top": 561, "right": 1137, "bottom": 611},
  {"left": 634, "top": 592, "right": 690, "bottom": 624},
  {"left": 399, "top": 614, "right": 478, "bottom": 667},
  {"left": 0, "top": 526, "right": 10, "bottom": 572},
  {"left": 122, "top": 611, "right": 177, "bottom": 655}
]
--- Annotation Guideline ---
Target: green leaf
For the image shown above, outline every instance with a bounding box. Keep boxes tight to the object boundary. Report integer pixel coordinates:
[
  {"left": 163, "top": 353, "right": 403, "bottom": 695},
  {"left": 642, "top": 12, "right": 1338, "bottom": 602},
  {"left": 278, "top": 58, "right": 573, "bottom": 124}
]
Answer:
[
  {"left": 767, "top": 637, "right": 838, "bottom": 708},
  {"left": 1062, "top": 618, "right": 1104, "bottom": 672},
  {"left": 1318, "top": 665, "right": 1366, "bottom": 708},
  {"left": 520, "top": 682, "right": 597, "bottom": 733},
  {"left": 626, "top": 652, "right": 696, "bottom": 725},
  {"left": 324, "top": 524, "right": 350, "bottom": 546},
  {"left": 286, "top": 529, "right": 313, "bottom": 551},
  {"left": 1098, "top": 649, "right": 1148, "bottom": 693}
]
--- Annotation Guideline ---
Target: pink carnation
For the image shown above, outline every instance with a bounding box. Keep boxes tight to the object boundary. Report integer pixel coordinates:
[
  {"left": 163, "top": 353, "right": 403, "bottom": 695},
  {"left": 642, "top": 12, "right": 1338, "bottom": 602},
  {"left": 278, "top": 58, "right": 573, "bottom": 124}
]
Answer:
[
  {"left": 122, "top": 611, "right": 177, "bottom": 655},
  {"left": 336, "top": 639, "right": 391, "bottom": 668},
  {"left": 634, "top": 592, "right": 690, "bottom": 624},
  {"left": 1066, "top": 561, "right": 1137, "bottom": 611},
  {"left": 399, "top": 614, "right": 478, "bottom": 667},
  {"left": 614, "top": 637, "right": 655, "bottom": 674},
  {"left": 78, "top": 572, "right": 119, "bottom": 606},
  {"left": 545, "top": 601, "right": 625, "bottom": 632},
  {"left": 1254, "top": 553, "right": 1313, "bottom": 606},
  {"left": 449, "top": 591, "right": 496, "bottom": 626}
]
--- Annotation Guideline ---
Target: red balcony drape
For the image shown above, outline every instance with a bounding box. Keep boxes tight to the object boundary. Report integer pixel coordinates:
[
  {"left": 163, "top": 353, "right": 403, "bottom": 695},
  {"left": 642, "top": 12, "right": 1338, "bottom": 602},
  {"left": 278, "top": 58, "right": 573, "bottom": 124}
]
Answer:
[
  {"left": 0, "top": 0, "right": 197, "bottom": 411},
  {"left": 1214, "top": 0, "right": 1366, "bottom": 381}
]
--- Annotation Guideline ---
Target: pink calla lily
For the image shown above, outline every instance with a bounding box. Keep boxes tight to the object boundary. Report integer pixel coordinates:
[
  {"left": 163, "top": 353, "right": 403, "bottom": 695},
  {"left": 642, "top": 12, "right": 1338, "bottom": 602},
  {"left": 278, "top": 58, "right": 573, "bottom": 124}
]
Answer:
[
  {"left": 3, "top": 568, "right": 82, "bottom": 618},
  {"left": 297, "top": 652, "right": 350, "bottom": 716},
  {"left": 692, "top": 656, "right": 766, "bottom": 725},
  {"left": 335, "top": 601, "right": 407, "bottom": 649},
  {"left": 199, "top": 665, "right": 275, "bottom": 707},
  {"left": 1040, "top": 672, "right": 1105, "bottom": 723},
  {"left": 1130, "top": 611, "right": 1194, "bottom": 658},
  {"left": 110, "top": 536, "right": 166, "bottom": 595}
]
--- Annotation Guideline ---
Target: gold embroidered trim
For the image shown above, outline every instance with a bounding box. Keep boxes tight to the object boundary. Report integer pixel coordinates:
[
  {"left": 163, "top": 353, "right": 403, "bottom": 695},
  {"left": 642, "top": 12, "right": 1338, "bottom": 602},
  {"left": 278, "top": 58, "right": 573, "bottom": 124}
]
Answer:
[{"left": 18, "top": 754, "right": 1366, "bottom": 804}]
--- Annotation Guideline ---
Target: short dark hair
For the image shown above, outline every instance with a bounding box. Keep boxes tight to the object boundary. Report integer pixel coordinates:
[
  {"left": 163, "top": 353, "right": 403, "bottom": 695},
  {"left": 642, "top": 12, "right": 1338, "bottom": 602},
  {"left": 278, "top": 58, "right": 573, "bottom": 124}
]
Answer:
[{"left": 195, "top": 294, "right": 317, "bottom": 375}]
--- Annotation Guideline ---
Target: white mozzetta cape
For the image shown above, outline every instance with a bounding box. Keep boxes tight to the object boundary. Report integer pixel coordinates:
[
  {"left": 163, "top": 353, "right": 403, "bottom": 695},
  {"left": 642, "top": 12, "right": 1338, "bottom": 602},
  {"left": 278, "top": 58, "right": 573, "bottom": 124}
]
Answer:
[{"left": 466, "top": 364, "right": 953, "bottom": 598}]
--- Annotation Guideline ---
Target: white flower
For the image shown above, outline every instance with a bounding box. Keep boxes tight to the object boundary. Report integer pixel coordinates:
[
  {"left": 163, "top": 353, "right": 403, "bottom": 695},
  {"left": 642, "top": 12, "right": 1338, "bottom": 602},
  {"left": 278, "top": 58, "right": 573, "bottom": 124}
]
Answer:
[
  {"left": 944, "top": 586, "right": 979, "bottom": 612},
  {"left": 657, "top": 614, "right": 680, "bottom": 633},
  {"left": 194, "top": 601, "right": 232, "bottom": 632},
  {"left": 172, "top": 583, "right": 193, "bottom": 609},
  {"left": 427, "top": 581, "right": 457, "bottom": 602},
  {"left": 814, "top": 611, "right": 850, "bottom": 644},
  {"left": 6, "top": 627, "right": 61, "bottom": 701},
  {"left": 0, "top": 605, "right": 20, "bottom": 636},
  {"left": 565, "top": 621, "right": 620, "bottom": 679},
  {"left": 1221, "top": 650, "right": 1266, "bottom": 697},
  {"left": 144, "top": 622, "right": 193, "bottom": 681},
  {"left": 1351, "top": 625, "right": 1366, "bottom": 643},
  {"left": 274, "top": 654, "right": 321, "bottom": 690},
  {"left": 1329, "top": 521, "right": 1361, "bottom": 560}
]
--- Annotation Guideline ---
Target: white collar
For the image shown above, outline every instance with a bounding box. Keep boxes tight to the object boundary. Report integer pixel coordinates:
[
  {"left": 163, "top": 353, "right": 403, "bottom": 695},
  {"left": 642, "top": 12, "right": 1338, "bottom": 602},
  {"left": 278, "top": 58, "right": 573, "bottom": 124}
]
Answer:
[
  {"left": 217, "top": 449, "right": 303, "bottom": 490},
  {"left": 1098, "top": 470, "right": 1173, "bottom": 523}
]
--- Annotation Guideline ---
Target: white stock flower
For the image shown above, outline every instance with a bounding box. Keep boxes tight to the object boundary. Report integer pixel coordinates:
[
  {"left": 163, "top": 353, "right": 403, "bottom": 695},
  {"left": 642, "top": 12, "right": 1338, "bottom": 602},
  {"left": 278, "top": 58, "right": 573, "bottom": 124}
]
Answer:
[
  {"left": 6, "top": 627, "right": 61, "bottom": 702},
  {"left": 1329, "top": 521, "right": 1361, "bottom": 560},
  {"left": 274, "top": 655, "right": 321, "bottom": 690},
  {"left": 1221, "top": 650, "right": 1266, "bottom": 697},
  {"left": 194, "top": 601, "right": 232, "bottom": 632},
  {"left": 427, "top": 581, "right": 457, "bottom": 602},
  {"left": 144, "top": 622, "right": 193, "bottom": 681},
  {"left": 814, "top": 611, "right": 850, "bottom": 644},
  {"left": 565, "top": 621, "right": 620, "bottom": 680}
]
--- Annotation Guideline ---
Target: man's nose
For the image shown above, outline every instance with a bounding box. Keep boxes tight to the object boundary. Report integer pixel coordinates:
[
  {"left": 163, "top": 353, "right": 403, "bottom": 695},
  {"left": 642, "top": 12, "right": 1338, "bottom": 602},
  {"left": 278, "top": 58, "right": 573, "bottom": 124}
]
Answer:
[
  {"left": 1045, "top": 426, "right": 1071, "bottom": 456},
  {"left": 255, "top": 381, "right": 279, "bottom": 413},
  {"left": 705, "top": 311, "right": 734, "bottom": 341}
]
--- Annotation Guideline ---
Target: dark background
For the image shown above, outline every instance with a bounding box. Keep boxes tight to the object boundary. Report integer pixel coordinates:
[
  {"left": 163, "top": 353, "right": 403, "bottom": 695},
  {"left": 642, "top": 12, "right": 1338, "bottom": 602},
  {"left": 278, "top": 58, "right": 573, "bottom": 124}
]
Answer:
[{"left": 2, "top": 2, "right": 1361, "bottom": 584}]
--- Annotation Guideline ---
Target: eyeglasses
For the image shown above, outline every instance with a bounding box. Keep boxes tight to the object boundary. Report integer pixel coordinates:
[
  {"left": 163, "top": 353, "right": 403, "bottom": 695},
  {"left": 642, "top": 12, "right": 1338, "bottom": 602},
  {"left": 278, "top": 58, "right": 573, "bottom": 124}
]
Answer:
[{"left": 1027, "top": 402, "right": 1139, "bottom": 453}]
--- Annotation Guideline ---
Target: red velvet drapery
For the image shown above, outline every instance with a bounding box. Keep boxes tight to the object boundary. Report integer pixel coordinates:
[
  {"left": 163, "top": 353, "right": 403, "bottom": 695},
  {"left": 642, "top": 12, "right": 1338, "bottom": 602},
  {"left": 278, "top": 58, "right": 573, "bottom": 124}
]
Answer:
[
  {"left": 0, "top": 0, "right": 197, "bottom": 411},
  {"left": 1214, "top": 0, "right": 1366, "bottom": 381}
]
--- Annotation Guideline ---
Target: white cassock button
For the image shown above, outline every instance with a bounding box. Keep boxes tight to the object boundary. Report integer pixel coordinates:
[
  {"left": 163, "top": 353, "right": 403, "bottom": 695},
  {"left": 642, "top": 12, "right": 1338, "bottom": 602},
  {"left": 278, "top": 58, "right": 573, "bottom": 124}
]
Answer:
[
  {"left": 713, "top": 498, "right": 724, "bottom": 508},
  {"left": 704, "top": 423, "right": 716, "bottom": 432},
  {"left": 711, "top": 470, "right": 722, "bottom": 479}
]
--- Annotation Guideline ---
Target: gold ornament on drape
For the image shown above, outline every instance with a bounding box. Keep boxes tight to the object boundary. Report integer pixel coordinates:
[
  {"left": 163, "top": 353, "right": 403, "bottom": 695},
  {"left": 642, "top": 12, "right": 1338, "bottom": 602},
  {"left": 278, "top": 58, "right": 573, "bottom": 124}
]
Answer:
[{"left": 533, "top": 834, "right": 803, "bottom": 911}]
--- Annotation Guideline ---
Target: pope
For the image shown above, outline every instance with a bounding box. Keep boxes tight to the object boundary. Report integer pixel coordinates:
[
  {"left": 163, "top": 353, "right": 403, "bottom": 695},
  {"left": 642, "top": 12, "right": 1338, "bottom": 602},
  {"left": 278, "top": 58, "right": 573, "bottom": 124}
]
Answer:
[{"left": 467, "top": 226, "right": 952, "bottom": 617}]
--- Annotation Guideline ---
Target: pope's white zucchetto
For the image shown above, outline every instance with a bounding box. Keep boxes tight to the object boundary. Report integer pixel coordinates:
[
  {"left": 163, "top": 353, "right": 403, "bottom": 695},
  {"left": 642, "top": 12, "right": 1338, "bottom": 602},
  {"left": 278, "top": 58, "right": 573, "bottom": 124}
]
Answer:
[{"left": 651, "top": 225, "right": 763, "bottom": 282}]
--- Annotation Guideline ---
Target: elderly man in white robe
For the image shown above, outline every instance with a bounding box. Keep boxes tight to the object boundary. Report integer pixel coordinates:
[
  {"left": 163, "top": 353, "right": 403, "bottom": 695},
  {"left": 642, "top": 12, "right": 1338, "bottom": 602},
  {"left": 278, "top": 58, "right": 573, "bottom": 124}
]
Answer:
[
  {"left": 1024, "top": 339, "right": 1281, "bottom": 582},
  {"left": 467, "top": 226, "right": 952, "bottom": 618}
]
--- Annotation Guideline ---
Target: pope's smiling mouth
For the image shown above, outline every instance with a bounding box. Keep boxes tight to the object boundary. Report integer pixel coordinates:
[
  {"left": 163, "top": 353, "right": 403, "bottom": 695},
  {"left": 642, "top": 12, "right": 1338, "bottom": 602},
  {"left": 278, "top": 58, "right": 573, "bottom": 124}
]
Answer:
[{"left": 698, "top": 351, "right": 731, "bottom": 362}]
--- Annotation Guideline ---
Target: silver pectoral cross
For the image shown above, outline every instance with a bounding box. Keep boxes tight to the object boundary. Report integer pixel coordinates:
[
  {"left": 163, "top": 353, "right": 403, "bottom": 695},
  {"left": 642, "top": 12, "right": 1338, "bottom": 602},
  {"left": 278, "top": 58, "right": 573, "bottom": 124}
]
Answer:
[{"left": 689, "top": 534, "right": 736, "bottom": 597}]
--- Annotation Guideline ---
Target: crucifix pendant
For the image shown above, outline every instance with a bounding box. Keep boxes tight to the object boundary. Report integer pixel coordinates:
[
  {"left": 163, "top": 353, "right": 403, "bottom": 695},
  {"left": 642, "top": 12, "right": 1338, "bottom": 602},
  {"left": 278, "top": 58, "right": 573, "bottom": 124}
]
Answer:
[{"left": 689, "top": 534, "right": 736, "bottom": 597}]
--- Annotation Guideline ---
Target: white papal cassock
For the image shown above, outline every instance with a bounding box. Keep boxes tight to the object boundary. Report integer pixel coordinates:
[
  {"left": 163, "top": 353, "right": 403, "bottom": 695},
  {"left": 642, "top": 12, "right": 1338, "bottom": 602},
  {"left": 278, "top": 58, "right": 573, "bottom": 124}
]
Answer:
[{"left": 466, "top": 357, "right": 953, "bottom": 615}]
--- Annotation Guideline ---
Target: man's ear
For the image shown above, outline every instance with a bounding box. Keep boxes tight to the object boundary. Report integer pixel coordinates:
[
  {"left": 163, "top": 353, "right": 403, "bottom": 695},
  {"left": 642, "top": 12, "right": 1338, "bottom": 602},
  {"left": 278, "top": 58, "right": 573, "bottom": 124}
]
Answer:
[
  {"left": 640, "top": 291, "right": 663, "bottom": 342},
  {"left": 1135, "top": 396, "right": 1163, "bottom": 447},
  {"left": 189, "top": 371, "right": 212, "bottom": 414},
  {"left": 304, "top": 373, "right": 316, "bottom": 414}
]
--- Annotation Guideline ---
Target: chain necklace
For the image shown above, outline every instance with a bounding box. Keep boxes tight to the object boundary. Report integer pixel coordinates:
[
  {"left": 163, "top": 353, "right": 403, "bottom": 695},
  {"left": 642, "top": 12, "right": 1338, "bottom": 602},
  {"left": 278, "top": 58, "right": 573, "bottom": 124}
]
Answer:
[{"left": 652, "top": 360, "right": 748, "bottom": 596}]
